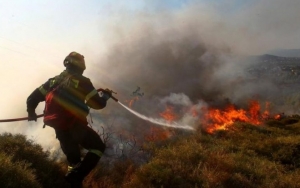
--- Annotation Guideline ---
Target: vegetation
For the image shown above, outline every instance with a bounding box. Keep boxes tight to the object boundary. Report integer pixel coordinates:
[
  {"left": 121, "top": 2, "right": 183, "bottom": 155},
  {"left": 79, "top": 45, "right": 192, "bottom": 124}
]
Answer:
[
  {"left": 121, "top": 117, "right": 300, "bottom": 188},
  {"left": 0, "top": 133, "right": 69, "bottom": 188},
  {"left": 1, "top": 116, "right": 300, "bottom": 188}
]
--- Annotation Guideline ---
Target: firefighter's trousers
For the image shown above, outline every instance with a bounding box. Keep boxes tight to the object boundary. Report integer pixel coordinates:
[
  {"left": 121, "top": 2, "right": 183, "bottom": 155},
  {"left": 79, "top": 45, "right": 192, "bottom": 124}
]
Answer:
[{"left": 55, "top": 123, "right": 106, "bottom": 166}]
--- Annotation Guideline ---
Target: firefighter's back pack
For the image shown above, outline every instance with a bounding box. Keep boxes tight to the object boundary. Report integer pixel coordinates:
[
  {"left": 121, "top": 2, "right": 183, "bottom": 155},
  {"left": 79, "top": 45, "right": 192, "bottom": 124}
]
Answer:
[{"left": 43, "top": 73, "right": 89, "bottom": 130}]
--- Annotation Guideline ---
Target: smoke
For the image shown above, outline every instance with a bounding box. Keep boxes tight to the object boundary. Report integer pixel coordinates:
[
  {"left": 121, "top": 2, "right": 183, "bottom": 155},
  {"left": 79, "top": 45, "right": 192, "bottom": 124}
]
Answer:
[
  {"left": 233, "top": 0, "right": 300, "bottom": 52},
  {"left": 89, "top": 0, "right": 300, "bottom": 136},
  {"left": 160, "top": 93, "right": 192, "bottom": 106}
]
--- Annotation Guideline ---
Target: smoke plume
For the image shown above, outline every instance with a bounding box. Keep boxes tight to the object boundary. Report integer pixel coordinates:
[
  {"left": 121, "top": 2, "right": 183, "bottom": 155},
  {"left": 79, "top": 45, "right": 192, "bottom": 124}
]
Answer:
[{"left": 87, "top": 0, "right": 300, "bottom": 138}]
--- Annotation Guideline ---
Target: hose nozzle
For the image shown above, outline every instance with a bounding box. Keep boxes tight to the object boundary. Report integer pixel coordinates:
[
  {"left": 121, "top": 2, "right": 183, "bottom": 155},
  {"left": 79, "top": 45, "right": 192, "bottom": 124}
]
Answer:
[{"left": 97, "top": 88, "right": 118, "bottom": 102}]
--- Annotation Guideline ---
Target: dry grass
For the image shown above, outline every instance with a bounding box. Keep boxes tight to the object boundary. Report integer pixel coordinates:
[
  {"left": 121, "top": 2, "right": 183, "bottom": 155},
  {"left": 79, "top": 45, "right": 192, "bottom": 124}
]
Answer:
[{"left": 1, "top": 116, "right": 300, "bottom": 188}]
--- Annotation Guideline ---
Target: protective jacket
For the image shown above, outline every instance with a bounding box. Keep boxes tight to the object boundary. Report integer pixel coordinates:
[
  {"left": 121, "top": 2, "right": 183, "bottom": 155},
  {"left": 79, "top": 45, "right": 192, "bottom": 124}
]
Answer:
[{"left": 27, "top": 70, "right": 107, "bottom": 129}]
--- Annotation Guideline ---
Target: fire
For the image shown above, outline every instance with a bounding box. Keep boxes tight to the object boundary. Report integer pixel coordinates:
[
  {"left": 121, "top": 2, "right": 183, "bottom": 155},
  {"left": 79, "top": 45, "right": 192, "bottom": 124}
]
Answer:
[
  {"left": 125, "top": 96, "right": 140, "bottom": 107},
  {"left": 145, "top": 126, "right": 174, "bottom": 142},
  {"left": 203, "top": 100, "right": 265, "bottom": 133},
  {"left": 156, "top": 100, "right": 281, "bottom": 134},
  {"left": 189, "top": 105, "right": 199, "bottom": 117},
  {"left": 159, "top": 106, "right": 178, "bottom": 122},
  {"left": 274, "top": 114, "right": 281, "bottom": 120},
  {"left": 262, "top": 102, "right": 271, "bottom": 119},
  {"left": 274, "top": 113, "right": 285, "bottom": 120}
]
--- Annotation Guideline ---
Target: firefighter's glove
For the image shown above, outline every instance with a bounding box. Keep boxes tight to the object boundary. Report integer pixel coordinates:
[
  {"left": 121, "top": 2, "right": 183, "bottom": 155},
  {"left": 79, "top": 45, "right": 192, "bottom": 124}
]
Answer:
[
  {"left": 100, "top": 89, "right": 112, "bottom": 101},
  {"left": 27, "top": 110, "right": 37, "bottom": 122}
]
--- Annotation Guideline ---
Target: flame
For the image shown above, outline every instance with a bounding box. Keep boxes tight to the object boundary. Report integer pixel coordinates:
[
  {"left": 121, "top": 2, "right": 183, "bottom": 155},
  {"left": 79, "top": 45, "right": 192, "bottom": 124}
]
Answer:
[
  {"left": 159, "top": 106, "right": 178, "bottom": 122},
  {"left": 274, "top": 113, "right": 285, "bottom": 120},
  {"left": 274, "top": 114, "right": 281, "bottom": 120},
  {"left": 145, "top": 126, "right": 174, "bottom": 141},
  {"left": 155, "top": 100, "right": 283, "bottom": 134},
  {"left": 203, "top": 100, "right": 265, "bottom": 133},
  {"left": 189, "top": 105, "right": 199, "bottom": 117},
  {"left": 125, "top": 96, "right": 140, "bottom": 107},
  {"left": 262, "top": 102, "right": 270, "bottom": 119}
]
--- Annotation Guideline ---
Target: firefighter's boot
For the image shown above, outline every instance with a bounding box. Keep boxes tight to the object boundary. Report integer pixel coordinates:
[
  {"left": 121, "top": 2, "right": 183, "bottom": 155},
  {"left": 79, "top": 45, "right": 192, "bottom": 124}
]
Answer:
[
  {"left": 65, "top": 152, "right": 100, "bottom": 187},
  {"left": 65, "top": 165, "right": 83, "bottom": 188}
]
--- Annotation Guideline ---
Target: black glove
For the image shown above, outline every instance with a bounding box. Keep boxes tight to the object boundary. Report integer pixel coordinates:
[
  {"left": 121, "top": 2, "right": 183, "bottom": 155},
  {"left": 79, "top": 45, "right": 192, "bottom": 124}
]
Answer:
[
  {"left": 100, "top": 88, "right": 112, "bottom": 101},
  {"left": 28, "top": 110, "right": 37, "bottom": 121}
]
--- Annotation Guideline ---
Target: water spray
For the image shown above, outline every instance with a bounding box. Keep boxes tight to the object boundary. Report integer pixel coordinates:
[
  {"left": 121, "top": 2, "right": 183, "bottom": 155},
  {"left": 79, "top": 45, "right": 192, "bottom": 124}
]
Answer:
[
  {"left": 97, "top": 88, "right": 194, "bottom": 130},
  {"left": 118, "top": 101, "right": 195, "bottom": 131}
]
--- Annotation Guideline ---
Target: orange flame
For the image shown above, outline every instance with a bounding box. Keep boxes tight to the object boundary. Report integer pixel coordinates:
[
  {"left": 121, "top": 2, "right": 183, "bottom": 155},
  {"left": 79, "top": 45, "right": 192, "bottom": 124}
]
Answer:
[
  {"left": 125, "top": 96, "right": 140, "bottom": 107},
  {"left": 262, "top": 102, "right": 270, "bottom": 119},
  {"left": 159, "top": 106, "right": 178, "bottom": 122},
  {"left": 203, "top": 100, "right": 264, "bottom": 133},
  {"left": 155, "top": 100, "right": 279, "bottom": 134},
  {"left": 274, "top": 113, "right": 285, "bottom": 120},
  {"left": 189, "top": 105, "right": 199, "bottom": 117},
  {"left": 274, "top": 114, "right": 281, "bottom": 120},
  {"left": 145, "top": 126, "right": 174, "bottom": 142}
]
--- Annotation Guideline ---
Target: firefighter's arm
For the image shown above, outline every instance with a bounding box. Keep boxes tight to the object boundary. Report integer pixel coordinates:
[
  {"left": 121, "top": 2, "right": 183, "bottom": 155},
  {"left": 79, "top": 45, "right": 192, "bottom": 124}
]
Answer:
[
  {"left": 26, "top": 79, "right": 51, "bottom": 121},
  {"left": 26, "top": 88, "right": 45, "bottom": 121},
  {"left": 85, "top": 89, "right": 108, "bottom": 109}
]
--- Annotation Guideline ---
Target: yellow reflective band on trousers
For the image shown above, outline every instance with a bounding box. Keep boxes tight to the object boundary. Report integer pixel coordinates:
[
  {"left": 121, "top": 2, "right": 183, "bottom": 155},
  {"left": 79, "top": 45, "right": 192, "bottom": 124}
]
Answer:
[
  {"left": 85, "top": 89, "right": 97, "bottom": 102},
  {"left": 38, "top": 86, "right": 47, "bottom": 96},
  {"left": 89, "top": 149, "right": 103, "bottom": 157}
]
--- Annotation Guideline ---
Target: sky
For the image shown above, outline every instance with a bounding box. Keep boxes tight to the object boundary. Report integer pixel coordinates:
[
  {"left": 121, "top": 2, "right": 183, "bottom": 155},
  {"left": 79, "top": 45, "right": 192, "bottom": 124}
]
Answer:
[{"left": 0, "top": 0, "right": 300, "bottom": 154}]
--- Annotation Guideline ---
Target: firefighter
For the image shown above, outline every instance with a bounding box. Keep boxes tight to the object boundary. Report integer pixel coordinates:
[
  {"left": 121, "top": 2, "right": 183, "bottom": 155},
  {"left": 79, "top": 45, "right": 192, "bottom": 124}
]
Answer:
[{"left": 26, "top": 52, "right": 111, "bottom": 187}]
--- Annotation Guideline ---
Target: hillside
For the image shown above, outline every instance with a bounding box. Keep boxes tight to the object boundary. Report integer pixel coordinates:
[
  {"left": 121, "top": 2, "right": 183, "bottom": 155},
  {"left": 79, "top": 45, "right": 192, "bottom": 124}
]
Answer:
[
  {"left": 267, "top": 49, "right": 300, "bottom": 57},
  {"left": 237, "top": 54, "right": 300, "bottom": 114},
  {"left": 122, "top": 118, "right": 300, "bottom": 188},
  {"left": 1, "top": 116, "right": 300, "bottom": 188},
  {"left": 247, "top": 54, "right": 300, "bottom": 83},
  {"left": 0, "top": 133, "right": 70, "bottom": 188}
]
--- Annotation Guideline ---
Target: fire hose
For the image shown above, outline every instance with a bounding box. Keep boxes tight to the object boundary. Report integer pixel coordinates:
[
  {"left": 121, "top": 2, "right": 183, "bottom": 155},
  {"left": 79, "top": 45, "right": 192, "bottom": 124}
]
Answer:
[
  {"left": 0, "top": 88, "right": 194, "bottom": 130},
  {"left": 0, "top": 88, "right": 118, "bottom": 123},
  {"left": 0, "top": 114, "right": 45, "bottom": 123}
]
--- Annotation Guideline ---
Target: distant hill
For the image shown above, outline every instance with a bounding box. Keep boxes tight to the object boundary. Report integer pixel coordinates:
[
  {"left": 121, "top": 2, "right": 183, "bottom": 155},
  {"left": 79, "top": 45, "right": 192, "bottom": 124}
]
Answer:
[
  {"left": 267, "top": 49, "right": 300, "bottom": 57},
  {"left": 242, "top": 54, "right": 300, "bottom": 106},
  {"left": 246, "top": 54, "right": 300, "bottom": 66},
  {"left": 246, "top": 54, "right": 300, "bottom": 82}
]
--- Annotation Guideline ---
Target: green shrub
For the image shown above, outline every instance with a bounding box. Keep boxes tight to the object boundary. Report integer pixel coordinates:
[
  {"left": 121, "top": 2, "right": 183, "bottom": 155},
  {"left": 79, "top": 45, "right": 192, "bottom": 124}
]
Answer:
[
  {"left": 0, "top": 133, "right": 69, "bottom": 188},
  {"left": 0, "top": 153, "right": 40, "bottom": 188}
]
